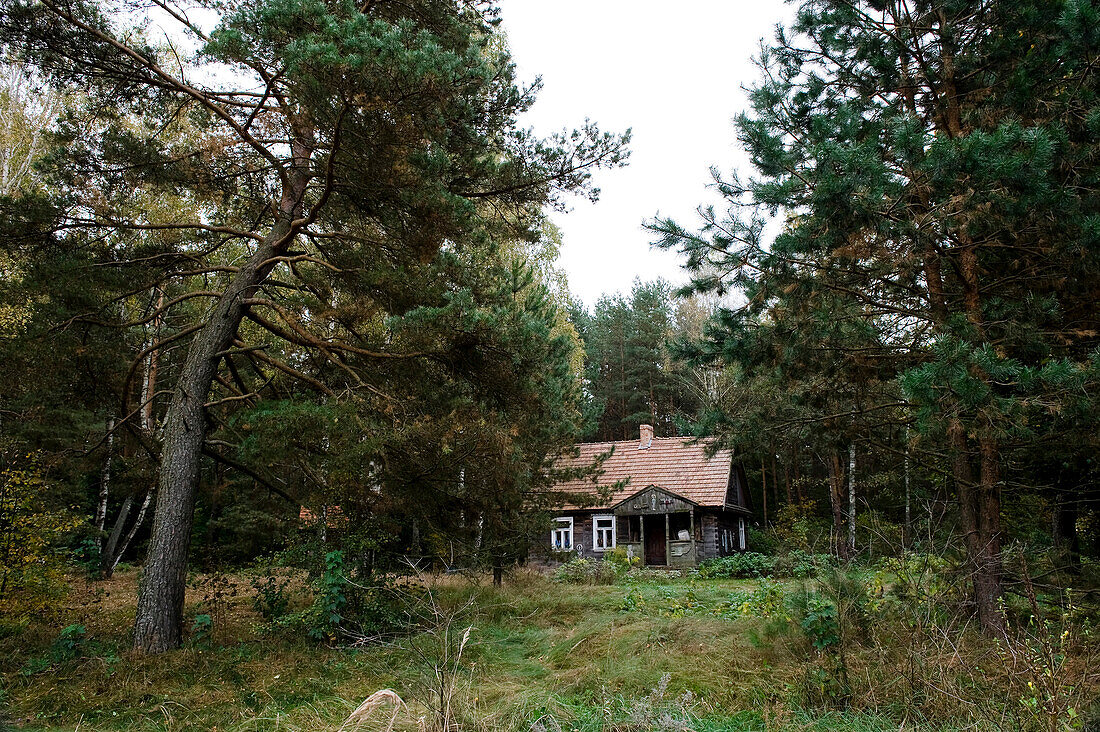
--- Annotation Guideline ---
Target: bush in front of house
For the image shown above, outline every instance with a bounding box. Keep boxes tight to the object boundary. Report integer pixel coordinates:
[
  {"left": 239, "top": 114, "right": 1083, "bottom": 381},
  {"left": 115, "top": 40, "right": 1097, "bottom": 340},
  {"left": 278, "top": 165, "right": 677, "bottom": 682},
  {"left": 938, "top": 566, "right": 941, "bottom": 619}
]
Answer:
[
  {"left": 552, "top": 554, "right": 685, "bottom": 585},
  {"left": 551, "top": 557, "right": 622, "bottom": 584},
  {"left": 604, "top": 546, "right": 641, "bottom": 572}
]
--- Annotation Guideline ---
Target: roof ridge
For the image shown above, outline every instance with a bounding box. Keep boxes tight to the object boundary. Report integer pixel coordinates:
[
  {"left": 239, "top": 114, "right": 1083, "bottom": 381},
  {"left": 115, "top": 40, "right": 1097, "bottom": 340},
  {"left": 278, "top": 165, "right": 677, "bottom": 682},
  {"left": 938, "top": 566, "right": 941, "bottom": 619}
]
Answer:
[{"left": 572, "top": 435, "right": 716, "bottom": 449}]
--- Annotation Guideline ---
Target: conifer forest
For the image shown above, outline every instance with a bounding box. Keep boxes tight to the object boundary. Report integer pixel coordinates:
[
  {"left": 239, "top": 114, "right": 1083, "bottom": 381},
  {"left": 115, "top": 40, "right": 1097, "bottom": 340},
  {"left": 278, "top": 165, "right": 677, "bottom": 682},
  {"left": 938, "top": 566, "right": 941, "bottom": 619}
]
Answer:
[{"left": 1, "top": 1, "right": 1100, "bottom": 730}]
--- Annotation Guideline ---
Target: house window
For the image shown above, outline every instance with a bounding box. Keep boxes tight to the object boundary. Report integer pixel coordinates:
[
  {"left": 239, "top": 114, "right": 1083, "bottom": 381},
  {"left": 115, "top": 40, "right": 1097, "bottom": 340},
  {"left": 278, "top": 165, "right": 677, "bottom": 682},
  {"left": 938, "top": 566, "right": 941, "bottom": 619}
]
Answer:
[
  {"left": 593, "top": 515, "right": 615, "bottom": 551},
  {"left": 551, "top": 517, "right": 573, "bottom": 551},
  {"left": 738, "top": 518, "right": 746, "bottom": 551}
]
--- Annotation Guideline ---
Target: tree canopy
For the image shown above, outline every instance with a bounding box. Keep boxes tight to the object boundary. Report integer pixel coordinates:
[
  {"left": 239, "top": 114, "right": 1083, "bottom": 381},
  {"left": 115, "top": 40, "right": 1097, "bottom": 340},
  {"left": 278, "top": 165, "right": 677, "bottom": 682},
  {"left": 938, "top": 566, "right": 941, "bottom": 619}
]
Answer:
[
  {"left": 651, "top": 0, "right": 1100, "bottom": 633},
  {"left": 0, "top": 0, "right": 628, "bottom": 650}
]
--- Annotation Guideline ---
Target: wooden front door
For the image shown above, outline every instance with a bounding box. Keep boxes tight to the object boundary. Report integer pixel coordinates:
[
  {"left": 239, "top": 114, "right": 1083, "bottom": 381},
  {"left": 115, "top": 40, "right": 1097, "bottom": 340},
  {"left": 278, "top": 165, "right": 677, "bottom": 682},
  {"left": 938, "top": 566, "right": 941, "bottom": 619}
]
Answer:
[{"left": 644, "top": 515, "right": 666, "bottom": 565}]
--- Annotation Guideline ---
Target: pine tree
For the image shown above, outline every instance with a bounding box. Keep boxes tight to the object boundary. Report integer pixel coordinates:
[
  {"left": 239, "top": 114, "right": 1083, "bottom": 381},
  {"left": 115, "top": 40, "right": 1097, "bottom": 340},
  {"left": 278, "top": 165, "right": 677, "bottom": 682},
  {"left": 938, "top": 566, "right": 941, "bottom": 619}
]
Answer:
[
  {"left": 652, "top": 0, "right": 1100, "bottom": 633},
  {"left": 0, "top": 0, "right": 628, "bottom": 651},
  {"left": 572, "top": 279, "right": 701, "bottom": 442}
]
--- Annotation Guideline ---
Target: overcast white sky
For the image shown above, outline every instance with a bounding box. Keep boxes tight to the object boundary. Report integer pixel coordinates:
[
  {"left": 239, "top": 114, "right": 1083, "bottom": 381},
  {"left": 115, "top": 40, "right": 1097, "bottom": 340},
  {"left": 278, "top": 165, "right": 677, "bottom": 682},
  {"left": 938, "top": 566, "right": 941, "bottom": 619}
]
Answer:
[{"left": 500, "top": 2, "right": 794, "bottom": 306}]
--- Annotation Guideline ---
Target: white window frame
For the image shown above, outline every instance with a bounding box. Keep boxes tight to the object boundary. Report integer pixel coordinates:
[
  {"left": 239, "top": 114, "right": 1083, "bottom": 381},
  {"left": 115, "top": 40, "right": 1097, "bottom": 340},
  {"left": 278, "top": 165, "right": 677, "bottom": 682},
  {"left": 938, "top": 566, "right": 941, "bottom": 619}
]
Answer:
[
  {"left": 593, "top": 514, "right": 616, "bottom": 551},
  {"left": 551, "top": 517, "right": 574, "bottom": 551},
  {"left": 738, "top": 518, "right": 746, "bottom": 551}
]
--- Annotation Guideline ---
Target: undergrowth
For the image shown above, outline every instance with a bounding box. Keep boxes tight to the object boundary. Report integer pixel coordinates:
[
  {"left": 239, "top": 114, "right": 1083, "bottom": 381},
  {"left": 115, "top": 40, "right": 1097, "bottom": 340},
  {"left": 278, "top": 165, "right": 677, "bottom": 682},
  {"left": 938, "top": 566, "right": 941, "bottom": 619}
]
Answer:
[{"left": 1, "top": 565, "right": 1096, "bottom": 731}]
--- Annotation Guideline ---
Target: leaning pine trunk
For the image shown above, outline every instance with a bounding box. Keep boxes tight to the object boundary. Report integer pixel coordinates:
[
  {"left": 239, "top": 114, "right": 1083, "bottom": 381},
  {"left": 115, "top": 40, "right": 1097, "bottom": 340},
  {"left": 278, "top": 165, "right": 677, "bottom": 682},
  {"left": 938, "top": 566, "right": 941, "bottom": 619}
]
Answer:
[
  {"left": 133, "top": 220, "right": 298, "bottom": 652},
  {"left": 133, "top": 129, "right": 312, "bottom": 652},
  {"left": 101, "top": 493, "right": 134, "bottom": 577}
]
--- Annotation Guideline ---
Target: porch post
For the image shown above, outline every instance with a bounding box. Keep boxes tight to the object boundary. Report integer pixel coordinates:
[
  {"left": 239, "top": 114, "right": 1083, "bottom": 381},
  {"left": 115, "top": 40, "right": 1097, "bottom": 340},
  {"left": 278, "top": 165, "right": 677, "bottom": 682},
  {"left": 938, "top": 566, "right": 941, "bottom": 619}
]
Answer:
[
  {"left": 689, "top": 509, "right": 696, "bottom": 563},
  {"left": 665, "top": 513, "right": 671, "bottom": 566},
  {"left": 639, "top": 515, "right": 646, "bottom": 567}
]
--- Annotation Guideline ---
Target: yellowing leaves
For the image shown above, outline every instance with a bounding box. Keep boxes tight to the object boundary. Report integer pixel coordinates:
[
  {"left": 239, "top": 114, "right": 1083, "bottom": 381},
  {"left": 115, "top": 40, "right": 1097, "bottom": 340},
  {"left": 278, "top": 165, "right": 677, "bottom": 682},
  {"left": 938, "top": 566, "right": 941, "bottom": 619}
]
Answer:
[{"left": 0, "top": 447, "right": 82, "bottom": 617}]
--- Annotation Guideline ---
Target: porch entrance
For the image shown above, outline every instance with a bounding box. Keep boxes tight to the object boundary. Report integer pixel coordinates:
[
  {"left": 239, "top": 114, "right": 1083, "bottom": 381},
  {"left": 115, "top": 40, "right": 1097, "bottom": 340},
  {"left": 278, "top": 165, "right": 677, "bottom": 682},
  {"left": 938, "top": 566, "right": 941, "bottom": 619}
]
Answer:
[
  {"left": 614, "top": 486, "right": 700, "bottom": 568},
  {"left": 644, "top": 514, "right": 666, "bottom": 565}
]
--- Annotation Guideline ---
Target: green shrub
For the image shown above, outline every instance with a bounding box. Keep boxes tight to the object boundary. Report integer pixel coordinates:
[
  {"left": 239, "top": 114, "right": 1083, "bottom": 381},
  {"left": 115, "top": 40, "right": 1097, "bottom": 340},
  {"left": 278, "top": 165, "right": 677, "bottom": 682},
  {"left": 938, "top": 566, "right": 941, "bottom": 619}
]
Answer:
[
  {"left": 51, "top": 624, "right": 86, "bottom": 662},
  {"left": 722, "top": 579, "right": 789, "bottom": 618},
  {"left": 746, "top": 526, "right": 780, "bottom": 555},
  {"left": 617, "top": 585, "right": 643, "bottom": 612},
  {"left": 786, "top": 586, "right": 853, "bottom": 709},
  {"left": 798, "top": 594, "right": 840, "bottom": 650},
  {"left": 250, "top": 572, "right": 292, "bottom": 620},
  {"left": 0, "top": 446, "right": 82, "bottom": 617},
  {"left": 697, "top": 551, "right": 838, "bottom": 580},
  {"left": 605, "top": 546, "right": 640, "bottom": 571},
  {"left": 653, "top": 582, "right": 704, "bottom": 617},
  {"left": 189, "top": 614, "right": 213, "bottom": 647},
  {"left": 551, "top": 557, "right": 620, "bottom": 585},
  {"left": 308, "top": 550, "right": 348, "bottom": 640},
  {"left": 774, "top": 550, "right": 836, "bottom": 578},
  {"left": 772, "top": 501, "right": 827, "bottom": 552},
  {"left": 866, "top": 552, "right": 955, "bottom": 619},
  {"left": 263, "top": 549, "right": 411, "bottom": 643},
  {"left": 20, "top": 623, "right": 88, "bottom": 676},
  {"left": 70, "top": 537, "right": 102, "bottom": 578}
]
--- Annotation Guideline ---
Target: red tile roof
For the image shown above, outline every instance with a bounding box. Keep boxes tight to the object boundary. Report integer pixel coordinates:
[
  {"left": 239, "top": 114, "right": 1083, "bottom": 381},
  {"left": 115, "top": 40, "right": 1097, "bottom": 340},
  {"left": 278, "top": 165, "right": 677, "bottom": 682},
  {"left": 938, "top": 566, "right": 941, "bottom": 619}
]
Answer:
[
  {"left": 553, "top": 435, "right": 733, "bottom": 510},
  {"left": 298, "top": 505, "right": 346, "bottom": 527}
]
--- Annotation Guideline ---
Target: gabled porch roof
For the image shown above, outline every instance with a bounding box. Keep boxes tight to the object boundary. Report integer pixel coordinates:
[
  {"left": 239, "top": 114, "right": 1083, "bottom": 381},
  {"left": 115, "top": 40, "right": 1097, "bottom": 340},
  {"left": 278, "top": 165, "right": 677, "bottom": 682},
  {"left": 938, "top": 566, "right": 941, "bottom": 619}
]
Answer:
[{"left": 610, "top": 484, "right": 699, "bottom": 515}]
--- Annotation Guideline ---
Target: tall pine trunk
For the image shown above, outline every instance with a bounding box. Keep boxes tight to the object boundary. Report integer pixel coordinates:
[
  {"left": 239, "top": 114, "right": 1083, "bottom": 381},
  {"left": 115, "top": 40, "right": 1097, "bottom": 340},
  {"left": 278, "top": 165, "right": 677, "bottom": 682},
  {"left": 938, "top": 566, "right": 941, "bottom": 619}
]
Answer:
[
  {"left": 133, "top": 142, "right": 309, "bottom": 650},
  {"left": 903, "top": 428, "right": 911, "bottom": 549},
  {"left": 951, "top": 424, "right": 1005, "bottom": 636},
  {"left": 1053, "top": 488, "right": 1081, "bottom": 573},
  {"left": 959, "top": 241, "right": 1005, "bottom": 636},
  {"left": 760, "top": 459, "right": 768, "bottom": 528},
  {"left": 924, "top": 225, "right": 1005, "bottom": 634},
  {"left": 975, "top": 437, "right": 1004, "bottom": 635}
]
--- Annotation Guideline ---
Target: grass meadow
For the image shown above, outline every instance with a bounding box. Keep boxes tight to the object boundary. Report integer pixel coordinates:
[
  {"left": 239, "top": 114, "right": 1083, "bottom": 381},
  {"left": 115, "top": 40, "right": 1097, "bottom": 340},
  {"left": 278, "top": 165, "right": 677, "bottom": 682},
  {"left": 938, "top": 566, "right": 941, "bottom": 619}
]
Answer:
[{"left": 0, "top": 564, "right": 1094, "bottom": 731}]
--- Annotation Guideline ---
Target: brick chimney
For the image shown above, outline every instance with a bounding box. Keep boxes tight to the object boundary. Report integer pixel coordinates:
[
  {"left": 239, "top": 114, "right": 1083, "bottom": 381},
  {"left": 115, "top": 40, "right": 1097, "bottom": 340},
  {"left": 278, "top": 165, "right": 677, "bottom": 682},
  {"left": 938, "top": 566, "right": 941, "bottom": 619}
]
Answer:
[{"left": 639, "top": 424, "right": 654, "bottom": 449}]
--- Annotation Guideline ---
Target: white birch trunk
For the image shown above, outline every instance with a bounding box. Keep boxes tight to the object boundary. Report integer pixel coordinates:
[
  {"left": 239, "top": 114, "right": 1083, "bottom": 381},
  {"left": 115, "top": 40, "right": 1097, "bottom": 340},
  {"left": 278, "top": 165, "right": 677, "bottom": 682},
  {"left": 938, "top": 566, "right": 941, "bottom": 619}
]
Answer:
[
  {"left": 848, "top": 443, "right": 856, "bottom": 557},
  {"left": 904, "top": 428, "right": 911, "bottom": 548},
  {"left": 95, "top": 419, "right": 115, "bottom": 551}
]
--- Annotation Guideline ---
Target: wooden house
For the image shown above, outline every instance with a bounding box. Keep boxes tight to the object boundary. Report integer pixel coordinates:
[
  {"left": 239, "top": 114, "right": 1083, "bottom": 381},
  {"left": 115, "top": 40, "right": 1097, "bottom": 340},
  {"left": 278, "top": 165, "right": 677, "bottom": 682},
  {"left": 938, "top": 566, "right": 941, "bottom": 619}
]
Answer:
[{"left": 550, "top": 425, "right": 753, "bottom": 567}]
